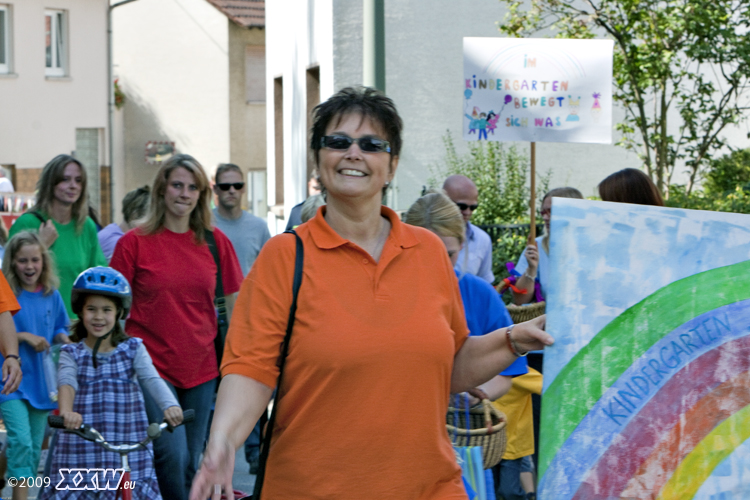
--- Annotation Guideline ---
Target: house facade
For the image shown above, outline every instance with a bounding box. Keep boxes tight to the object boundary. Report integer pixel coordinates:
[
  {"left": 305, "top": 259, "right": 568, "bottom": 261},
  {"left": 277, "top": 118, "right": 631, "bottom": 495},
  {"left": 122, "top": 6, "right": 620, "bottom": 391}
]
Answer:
[
  {"left": 0, "top": 0, "right": 109, "bottom": 218},
  {"left": 265, "top": 0, "right": 643, "bottom": 231},
  {"left": 112, "top": 0, "right": 267, "bottom": 218}
]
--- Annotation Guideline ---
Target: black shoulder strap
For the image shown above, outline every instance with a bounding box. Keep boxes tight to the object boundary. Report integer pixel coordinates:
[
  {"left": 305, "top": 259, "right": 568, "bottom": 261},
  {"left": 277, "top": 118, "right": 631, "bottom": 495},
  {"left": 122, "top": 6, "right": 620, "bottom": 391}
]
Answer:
[
  {"left": 30, "top": 211, "right": 46, "bottom": 224},
  {"left": 205, "top": 230, "right": 228, "bottom": 368},
  {"left": 253, "top": 229, "right": 304, "bottom": 499},
  {"left": 204, "top": 229, "right": 225, "bottom": 306}
]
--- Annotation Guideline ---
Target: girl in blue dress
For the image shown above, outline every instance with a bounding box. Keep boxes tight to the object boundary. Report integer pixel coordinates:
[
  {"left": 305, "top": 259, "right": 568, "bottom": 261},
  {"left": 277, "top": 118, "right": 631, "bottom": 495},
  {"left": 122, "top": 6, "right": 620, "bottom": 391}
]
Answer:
[
  {"left": 41, "top": 267, "right": 183, "bottom": 500},
  {"left": 0, "top": 231, "right": 70, "bottom": 500}
]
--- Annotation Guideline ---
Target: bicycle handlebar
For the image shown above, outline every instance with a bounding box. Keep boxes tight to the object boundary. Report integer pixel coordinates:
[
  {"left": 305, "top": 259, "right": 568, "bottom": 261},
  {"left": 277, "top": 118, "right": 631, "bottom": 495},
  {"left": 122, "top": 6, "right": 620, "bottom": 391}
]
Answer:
[{"left": 48, "top": 409, "right": 196, "bottom": 454}]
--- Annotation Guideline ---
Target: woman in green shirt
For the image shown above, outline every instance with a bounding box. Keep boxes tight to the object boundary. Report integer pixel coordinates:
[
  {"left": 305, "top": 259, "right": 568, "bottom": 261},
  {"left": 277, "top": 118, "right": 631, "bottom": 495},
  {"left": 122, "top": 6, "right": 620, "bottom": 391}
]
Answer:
[{"left": 9, "top": 155, "right": 107, "bottom": 318}]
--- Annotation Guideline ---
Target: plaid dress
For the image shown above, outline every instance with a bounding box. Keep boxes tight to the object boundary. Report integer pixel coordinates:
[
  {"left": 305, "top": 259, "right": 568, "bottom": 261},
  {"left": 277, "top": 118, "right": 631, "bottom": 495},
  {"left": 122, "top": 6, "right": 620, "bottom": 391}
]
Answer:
[{"left": 40, "top": 338, "right": 161, "bottom": 499}]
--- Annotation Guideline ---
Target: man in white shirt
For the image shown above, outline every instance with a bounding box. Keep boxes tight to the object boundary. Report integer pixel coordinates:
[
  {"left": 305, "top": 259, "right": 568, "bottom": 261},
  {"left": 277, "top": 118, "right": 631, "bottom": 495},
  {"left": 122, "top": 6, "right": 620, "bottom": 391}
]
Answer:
[{"left": 443, "top": 174, "right": 494, "bottom": 283}]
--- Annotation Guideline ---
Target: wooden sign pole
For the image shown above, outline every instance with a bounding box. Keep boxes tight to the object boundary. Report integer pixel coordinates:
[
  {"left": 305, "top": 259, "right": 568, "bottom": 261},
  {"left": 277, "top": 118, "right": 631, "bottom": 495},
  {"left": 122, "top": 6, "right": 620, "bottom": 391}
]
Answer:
[{"left": 529, "top": 141, "right": 537, "bottom": 244}]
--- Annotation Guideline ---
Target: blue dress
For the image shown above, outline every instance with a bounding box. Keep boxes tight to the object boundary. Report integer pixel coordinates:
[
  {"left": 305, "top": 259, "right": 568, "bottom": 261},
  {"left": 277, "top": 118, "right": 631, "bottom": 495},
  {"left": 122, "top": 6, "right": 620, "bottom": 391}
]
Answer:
[{"left": 40, "top": 338, "right": 161, "bottom": 499}]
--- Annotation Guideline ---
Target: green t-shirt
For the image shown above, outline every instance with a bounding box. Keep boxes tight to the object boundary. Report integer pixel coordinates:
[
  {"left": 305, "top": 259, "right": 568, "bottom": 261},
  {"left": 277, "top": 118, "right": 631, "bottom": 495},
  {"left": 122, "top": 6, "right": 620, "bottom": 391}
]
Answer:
[{"left": 9, "top": 212, "right": 108, "bottom": 318}]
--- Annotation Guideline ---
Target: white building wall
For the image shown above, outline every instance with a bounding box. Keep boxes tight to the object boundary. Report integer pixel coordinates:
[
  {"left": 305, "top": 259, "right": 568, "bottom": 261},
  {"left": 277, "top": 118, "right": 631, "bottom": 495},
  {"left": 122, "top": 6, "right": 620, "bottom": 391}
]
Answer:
[
  {"left": 113, "top": 0, "right": 230, "bottom": 211},
  {"left": 0, "top": 0, "right": 108, "bottom": 169},
  {"left": 265, "top": 0, "right": 334, "bottom": 233},
  {"left": 267, "top": 0, "right": 647, "bottom": 220}
]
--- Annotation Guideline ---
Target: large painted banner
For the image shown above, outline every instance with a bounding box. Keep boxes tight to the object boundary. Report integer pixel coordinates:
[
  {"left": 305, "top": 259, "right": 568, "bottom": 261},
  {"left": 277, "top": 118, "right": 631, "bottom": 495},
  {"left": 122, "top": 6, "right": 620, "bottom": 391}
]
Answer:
[
  {"left": 540, "top": 198, "right": 750, "bottom": 500},
  {"left": 463, "top": 38, "right": 613, "bottom": 144}
]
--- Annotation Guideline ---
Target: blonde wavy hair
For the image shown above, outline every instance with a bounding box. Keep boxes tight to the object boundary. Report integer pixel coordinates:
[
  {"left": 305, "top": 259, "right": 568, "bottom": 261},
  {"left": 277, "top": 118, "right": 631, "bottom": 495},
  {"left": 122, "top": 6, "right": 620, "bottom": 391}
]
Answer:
[
  {"left": 403, "top": 189, "right": 465, "bottom": 244},
  {"left": 2, "top": 231, "right": 60, "bottom": 295},
  {"left": 140, "top": 154, "right": 213, "bottom": 244},
  {"left": 35, "top": 155, "right": 89, "bottom": 231}
]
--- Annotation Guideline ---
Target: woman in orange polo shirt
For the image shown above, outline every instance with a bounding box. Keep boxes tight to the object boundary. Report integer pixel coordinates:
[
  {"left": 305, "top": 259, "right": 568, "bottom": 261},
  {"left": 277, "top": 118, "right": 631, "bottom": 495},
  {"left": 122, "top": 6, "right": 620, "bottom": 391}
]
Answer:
[{"left": 191, "top": 87, "right": 553, "bottom": 500}]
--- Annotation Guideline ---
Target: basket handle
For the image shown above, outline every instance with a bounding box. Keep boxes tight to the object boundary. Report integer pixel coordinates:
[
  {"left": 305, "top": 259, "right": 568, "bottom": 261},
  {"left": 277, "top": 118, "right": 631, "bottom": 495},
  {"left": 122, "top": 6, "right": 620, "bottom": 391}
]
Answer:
[{"left": 467, "top": 388, "right": 496, "bottom": 434}]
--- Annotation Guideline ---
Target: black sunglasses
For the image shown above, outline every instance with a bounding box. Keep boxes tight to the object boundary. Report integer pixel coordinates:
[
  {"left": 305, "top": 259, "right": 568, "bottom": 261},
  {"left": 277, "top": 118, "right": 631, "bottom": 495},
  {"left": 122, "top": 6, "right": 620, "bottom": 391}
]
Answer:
[
  {"left": 320, "top": 135, "right": 391, "bottom": 153},
  {"left": 456, "top": 202, "right": 479, "bottom": 212},
  {"left": 217, "top": 183, "right": 245, "bottom": 191}
]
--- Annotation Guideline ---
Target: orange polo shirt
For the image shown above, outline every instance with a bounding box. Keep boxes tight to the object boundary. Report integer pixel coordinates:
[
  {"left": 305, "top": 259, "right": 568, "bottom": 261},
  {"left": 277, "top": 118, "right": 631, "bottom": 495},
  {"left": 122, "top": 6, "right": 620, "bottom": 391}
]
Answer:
[
  {"left": 223, "top": 206, "right": 470, "bottom": 499},
  {"left": 0, "top": 272, "right": 20, "bottom": 316}
]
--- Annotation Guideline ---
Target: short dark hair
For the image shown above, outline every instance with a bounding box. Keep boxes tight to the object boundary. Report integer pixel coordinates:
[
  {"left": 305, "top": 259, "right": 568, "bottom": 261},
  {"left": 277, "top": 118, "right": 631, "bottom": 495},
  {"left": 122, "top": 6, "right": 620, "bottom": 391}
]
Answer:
[
  {"left": 598, "top": 168, "right": 664, "bottom": 206},
  {"left": 122, "top": 185, "right": 151, "bottom": 224},
  {"left": 310, "top": 87, "right": 403, "bottom": 167},
  {"left": 215, "top": 163, "right": 243, "bottom": 183}
]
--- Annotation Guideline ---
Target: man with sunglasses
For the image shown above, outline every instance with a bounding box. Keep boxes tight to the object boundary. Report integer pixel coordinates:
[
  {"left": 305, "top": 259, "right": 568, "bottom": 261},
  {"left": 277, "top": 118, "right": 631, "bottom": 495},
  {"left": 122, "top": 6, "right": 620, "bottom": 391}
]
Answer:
[
  {"left": 443, "top": 174, "right": 494, "bottom": 284},
  {"left": 212, "top": 163, "right": 271, "bottom": 475},
  {"left": 212, "top": 163, "right": 271, "bottom": 277}
]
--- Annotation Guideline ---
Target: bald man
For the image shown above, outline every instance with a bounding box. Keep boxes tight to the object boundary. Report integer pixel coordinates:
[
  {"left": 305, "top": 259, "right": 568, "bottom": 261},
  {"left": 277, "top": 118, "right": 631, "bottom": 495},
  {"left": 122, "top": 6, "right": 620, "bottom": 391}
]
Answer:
[{"left": 443, "top": 175, "right": 494, "bottom": 283}]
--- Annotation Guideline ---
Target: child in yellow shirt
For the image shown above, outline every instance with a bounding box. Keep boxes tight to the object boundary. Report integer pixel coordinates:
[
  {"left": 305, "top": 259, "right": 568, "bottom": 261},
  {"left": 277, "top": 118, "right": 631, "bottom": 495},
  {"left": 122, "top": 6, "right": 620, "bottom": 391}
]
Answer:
[{"left": 492, "top": 367, "right": 543, "bottom": 500}]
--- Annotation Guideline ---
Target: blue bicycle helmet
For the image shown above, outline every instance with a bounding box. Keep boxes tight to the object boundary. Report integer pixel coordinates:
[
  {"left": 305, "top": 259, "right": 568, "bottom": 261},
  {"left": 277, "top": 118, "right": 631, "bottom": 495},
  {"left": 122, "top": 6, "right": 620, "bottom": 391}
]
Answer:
[{"left": 71, "top": 267, "right": 132, "bottom": 319}]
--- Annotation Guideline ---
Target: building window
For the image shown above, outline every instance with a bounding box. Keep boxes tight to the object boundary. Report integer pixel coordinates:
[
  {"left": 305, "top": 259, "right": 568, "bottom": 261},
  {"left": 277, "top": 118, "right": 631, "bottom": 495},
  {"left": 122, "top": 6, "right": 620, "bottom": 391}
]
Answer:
[
  {"left": 45, "top": 9, "right": 65, "bottom": 76},
  {"left": 0, "top": 5, "right": 9, "bottom": 74},
  {"left": 245, "top": 46, "right": 266, "bottom": 103}
]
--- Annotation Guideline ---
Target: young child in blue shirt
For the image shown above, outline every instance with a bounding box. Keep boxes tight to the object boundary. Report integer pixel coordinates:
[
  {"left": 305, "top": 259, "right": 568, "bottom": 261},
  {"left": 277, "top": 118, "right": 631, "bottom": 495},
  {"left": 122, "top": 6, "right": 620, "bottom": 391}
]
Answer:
[{"left": 0, "top": 231, "right": 70, "bottom": 499}]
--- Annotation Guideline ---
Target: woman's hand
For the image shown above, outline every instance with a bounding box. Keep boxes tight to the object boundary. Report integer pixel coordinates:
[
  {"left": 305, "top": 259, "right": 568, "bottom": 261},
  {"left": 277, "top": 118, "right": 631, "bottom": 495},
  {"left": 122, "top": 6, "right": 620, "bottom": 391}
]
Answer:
[
  {"left": 164, "top": 406, "right": 183, "bottom": 428},
  {"left": 510, "top": 315, "right": 552, "bottom": 354},
  {"left": 61, "top": 410, "right": 83, "bottom": 430},
  {"left": 20, "top": 332, "right": 50, "bottom": 352},
  {"left": 39, "top": 220, "right": 59, "bottom": 248},
  {"left": 523, "top": 244, "right": 539, "bottom": 275},
  {"left": 190, "top": 431, "right": 236, "bottom": 500},
  {"left": 1, "top": 357, "right": 21, "bottom": 395}
]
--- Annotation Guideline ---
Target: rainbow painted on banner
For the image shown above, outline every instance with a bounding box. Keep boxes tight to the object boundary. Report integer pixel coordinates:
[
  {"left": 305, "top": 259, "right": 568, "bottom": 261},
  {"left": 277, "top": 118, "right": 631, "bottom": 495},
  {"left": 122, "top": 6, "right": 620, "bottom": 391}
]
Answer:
[{"left": 539, "top": 260, "right": 750, "bottom": 499}]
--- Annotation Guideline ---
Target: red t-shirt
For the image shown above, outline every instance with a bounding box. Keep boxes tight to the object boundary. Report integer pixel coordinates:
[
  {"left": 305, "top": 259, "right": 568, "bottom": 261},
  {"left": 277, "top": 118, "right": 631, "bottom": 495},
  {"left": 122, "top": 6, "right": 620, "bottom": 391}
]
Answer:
[{"left": 111, "top": 227, "right": 242, "bottom": 388}]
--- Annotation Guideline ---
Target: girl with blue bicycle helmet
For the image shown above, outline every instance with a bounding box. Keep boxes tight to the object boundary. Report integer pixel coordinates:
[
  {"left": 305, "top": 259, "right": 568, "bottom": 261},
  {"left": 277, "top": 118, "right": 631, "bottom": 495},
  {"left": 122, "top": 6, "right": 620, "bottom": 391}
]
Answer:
[{"left": 41, "top": 267, "right": 183, "bottom": 500}]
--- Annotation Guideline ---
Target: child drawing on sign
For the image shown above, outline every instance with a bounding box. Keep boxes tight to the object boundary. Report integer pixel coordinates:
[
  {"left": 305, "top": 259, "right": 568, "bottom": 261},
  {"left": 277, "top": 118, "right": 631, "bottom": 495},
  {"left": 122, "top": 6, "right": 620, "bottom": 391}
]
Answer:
[
  {"left": 478, "top": 113, "right": 489, "bottom": 140},
  {"left": 487, "top": 111, "right": 500, "bottom": 134},
  {"left": 566, "top": 96, "right": 580, "bottom": 122},
  {"left": 591, "top": 93, "right": 602, "bottom": 123},
  {"left": 465, "top": 107, "right": 480, "bottom": 134}
]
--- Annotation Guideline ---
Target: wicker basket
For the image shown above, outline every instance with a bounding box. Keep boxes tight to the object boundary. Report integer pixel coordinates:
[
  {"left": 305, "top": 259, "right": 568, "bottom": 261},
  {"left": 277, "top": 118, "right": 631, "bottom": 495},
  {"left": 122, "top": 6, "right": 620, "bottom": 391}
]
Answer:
[
  {"left": 506, "top": 301, "right": 546, "bottom": 324},
  {"left": 446, "top": 389, "right": 507, "bottom": 469}
]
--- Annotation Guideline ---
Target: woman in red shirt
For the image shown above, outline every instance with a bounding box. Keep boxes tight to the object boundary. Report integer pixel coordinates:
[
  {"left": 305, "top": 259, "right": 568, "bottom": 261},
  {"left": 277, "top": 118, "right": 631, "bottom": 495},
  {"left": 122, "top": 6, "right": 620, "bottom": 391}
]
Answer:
[{"left": 111, "top": 154, "right": 242, "bottom": 500}]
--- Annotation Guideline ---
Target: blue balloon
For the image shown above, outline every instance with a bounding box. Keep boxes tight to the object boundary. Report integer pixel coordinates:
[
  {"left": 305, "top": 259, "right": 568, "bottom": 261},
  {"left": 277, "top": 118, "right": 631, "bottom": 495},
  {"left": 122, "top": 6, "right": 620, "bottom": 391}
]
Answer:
[{"left": 464, "top": 89, "right": 473, "bottom": 100}]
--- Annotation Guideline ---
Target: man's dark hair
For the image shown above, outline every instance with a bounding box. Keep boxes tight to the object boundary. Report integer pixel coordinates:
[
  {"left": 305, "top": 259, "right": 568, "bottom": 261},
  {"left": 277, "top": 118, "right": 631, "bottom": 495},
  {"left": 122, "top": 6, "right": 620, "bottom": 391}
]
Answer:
[{"left": 215, "top": 163, "right": 243, "bottom": 183}]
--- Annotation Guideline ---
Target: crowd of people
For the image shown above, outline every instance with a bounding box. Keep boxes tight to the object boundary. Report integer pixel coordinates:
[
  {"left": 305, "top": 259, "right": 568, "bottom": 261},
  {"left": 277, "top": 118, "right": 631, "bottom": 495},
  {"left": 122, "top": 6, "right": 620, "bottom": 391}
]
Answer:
[{"left": 0, "top": 86, "right": 666, "bottom": 500}]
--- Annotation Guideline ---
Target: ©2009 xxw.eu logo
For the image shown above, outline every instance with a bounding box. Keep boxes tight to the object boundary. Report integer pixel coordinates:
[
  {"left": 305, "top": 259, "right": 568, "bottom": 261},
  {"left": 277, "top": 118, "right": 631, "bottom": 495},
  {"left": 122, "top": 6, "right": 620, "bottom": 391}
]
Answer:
[{"left": 56, "top": 469, "right": 135, "bottom": 491}]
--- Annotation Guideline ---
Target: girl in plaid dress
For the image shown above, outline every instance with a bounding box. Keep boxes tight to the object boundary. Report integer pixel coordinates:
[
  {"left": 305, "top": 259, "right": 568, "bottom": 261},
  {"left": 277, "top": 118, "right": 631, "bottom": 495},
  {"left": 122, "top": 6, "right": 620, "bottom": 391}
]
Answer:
[{"left": 40, "top": 268, "right": 182, "bottom": 499}]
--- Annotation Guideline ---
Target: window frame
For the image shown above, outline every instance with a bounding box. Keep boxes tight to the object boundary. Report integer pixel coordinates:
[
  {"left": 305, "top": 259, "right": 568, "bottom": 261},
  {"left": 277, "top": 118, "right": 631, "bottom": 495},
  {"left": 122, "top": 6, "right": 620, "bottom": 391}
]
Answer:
[
  {"left": 0, "top": 5, "right": 10, "bottom": 74},
  {"left": 44, "top": 9, "right": 66, "bottom": 77}
]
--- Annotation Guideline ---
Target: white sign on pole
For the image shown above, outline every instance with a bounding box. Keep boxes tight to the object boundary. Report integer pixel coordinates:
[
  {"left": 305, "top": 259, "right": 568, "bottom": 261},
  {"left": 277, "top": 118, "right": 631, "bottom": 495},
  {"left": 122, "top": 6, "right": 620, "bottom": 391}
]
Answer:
[{"left": 463, "top": 37, "right": 614, "bottom": 144}]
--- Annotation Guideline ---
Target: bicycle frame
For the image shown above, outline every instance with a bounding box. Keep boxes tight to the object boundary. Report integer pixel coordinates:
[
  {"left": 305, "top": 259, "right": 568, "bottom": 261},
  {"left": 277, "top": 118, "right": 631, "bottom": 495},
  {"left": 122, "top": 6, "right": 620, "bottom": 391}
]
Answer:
[{"left": 48, "top": 410, "right": 195, "bottom": 500}]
